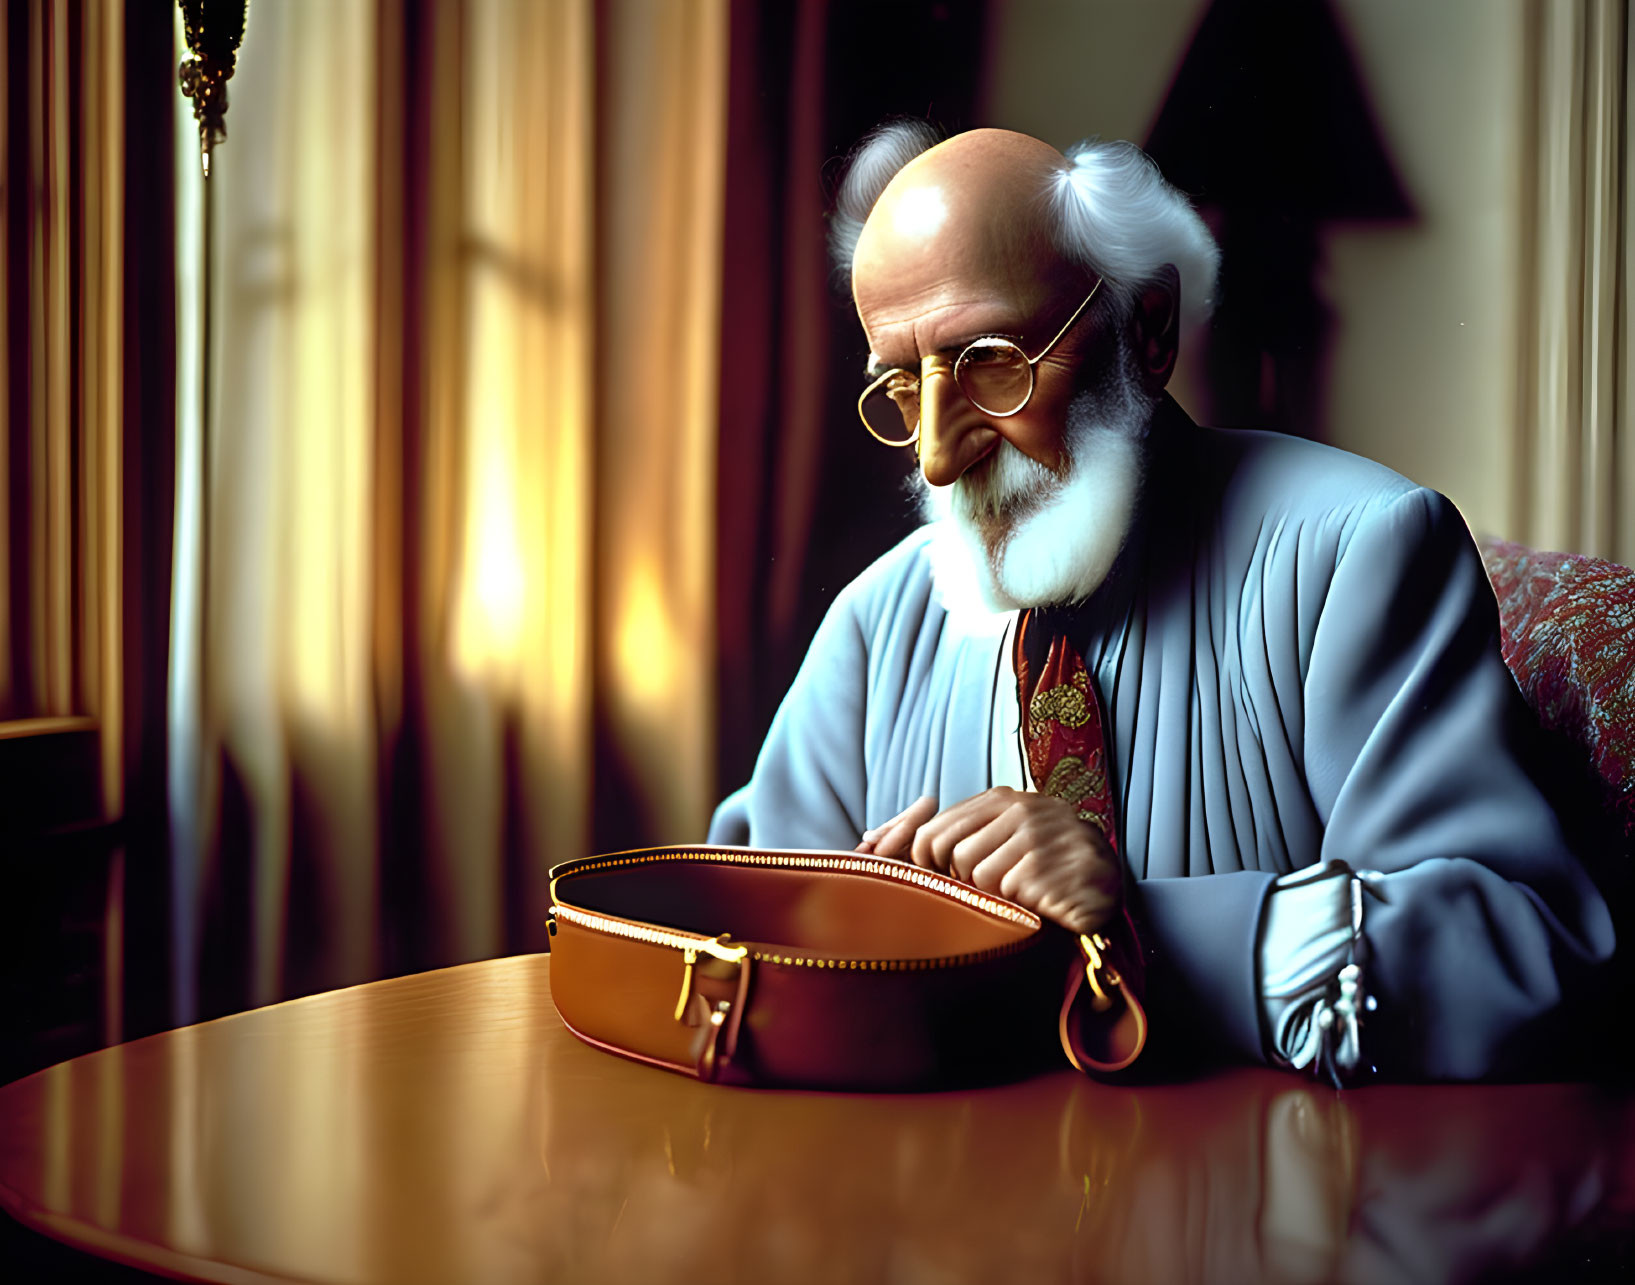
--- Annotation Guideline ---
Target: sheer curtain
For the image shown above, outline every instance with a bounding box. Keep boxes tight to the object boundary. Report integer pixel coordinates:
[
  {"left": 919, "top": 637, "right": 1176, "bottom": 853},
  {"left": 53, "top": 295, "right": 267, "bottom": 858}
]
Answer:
[
  {"left": 169, "top": 0, "right": 727, "bottom": 1022},
  {"left": 1514, "top": 0, "right": 1635, "bottom": 563}
]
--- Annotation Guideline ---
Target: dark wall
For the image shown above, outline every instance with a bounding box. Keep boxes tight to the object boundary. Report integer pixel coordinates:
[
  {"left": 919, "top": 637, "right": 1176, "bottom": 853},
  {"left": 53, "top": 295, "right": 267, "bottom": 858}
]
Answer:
[{"left": 712, "top": 0, "right": 992, "bottom": 807}]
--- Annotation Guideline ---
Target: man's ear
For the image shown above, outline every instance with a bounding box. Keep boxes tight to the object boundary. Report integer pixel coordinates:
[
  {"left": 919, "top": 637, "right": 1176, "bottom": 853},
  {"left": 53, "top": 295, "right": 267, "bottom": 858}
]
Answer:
[{"left": 1132, "top": 264, "right": 1180, "bottom": 393}]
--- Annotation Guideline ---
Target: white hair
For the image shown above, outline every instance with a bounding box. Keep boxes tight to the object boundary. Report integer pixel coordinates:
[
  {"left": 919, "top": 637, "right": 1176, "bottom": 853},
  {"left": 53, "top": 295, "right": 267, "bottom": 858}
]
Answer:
[
  {"left": 828, "top": 119, "right": 942, "bottom": 282},
  {"left": 1050, "top": 139, "right": 1218, "bottom": 326},
  {"left": 829, "top": 126, "right": 1219, "bottom": 324}
]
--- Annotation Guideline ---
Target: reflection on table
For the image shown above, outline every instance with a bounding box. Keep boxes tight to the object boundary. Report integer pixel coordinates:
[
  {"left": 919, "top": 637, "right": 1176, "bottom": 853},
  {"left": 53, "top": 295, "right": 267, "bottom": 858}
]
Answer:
[{"left": 1, "top": 954, "right": 1630, "bottom": 1283}]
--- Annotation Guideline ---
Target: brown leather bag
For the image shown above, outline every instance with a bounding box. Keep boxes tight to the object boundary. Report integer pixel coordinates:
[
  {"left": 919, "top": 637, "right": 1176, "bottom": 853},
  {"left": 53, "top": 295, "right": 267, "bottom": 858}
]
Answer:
[{"left": 547, "top": 846, "right": 1147, "bottom": 1090}]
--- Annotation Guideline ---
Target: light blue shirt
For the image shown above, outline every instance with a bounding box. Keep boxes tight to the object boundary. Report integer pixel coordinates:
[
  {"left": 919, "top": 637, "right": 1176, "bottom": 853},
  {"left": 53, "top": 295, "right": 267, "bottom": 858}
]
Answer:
[{"left": 710, "top": 405, "right": 1615, "bottom": 1079}]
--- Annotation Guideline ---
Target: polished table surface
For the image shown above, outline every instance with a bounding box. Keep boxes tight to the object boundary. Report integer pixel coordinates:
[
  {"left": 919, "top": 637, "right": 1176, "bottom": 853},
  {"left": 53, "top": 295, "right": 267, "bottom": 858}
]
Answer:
[{"left": 2, "top": 954, "right": 1632, "bottom": 1284}]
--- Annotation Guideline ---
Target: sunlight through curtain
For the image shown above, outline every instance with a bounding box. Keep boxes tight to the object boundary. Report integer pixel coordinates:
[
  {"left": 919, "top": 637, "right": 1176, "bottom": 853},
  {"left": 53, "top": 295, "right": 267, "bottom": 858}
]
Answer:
[
  {"left": 170, "top": 1, "right": 378, "bottom": 1017},
  {"left": 596, "top": 0, "right": 727, "bottom": 848},
  {"left": 168, "top": 0, "right": 726, "bottom": 1020},
  {"left": 425, "top": 0, "right": 599, "bottom": 968},
  {"left": 1514, "top": 0, "right": 1635, "bottom": 563}
]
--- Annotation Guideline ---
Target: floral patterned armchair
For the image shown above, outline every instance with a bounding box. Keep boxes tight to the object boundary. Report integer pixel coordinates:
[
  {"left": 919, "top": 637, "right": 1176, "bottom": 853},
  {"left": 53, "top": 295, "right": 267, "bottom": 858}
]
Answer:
[{"left": 1478, "top": 537, "right": 1635, "bottom": 847}]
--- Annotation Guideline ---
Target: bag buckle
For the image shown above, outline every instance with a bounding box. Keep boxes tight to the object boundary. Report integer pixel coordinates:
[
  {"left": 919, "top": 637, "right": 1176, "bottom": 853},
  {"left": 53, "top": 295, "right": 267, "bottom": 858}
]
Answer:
[
  {"left": 673, "top": 933, "right": 748, "bottom": 1019},
  {"left": 672, "top": 934, "right": 751, "bottom": 1082}
]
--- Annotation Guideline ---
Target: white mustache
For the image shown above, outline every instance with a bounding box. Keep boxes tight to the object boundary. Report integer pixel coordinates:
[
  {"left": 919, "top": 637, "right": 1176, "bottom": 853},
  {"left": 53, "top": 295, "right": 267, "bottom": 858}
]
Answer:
[{"left": 950, "top": 442, "right": 1062, "bottom": 524}]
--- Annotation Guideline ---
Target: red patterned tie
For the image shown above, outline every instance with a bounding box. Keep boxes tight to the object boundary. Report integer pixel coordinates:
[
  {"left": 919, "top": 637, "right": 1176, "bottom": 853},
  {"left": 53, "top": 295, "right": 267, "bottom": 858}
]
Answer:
[
  {"left": 1014, "top": 608, "right": 1147, "bottom": 1074},
  {"left": 1014, "top": 610, "right": 1118, "bottom": 849}
]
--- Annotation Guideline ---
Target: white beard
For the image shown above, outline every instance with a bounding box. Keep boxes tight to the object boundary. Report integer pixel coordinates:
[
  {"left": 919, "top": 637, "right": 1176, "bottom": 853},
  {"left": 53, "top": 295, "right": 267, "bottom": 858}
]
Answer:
[{"left": 915, "top": 349, "right": 1154, "bottom": 621}]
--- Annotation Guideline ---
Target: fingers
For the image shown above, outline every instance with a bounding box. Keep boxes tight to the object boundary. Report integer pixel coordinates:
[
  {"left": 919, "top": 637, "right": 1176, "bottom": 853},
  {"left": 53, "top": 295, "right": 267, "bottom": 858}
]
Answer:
[
  {"left": 966, "top": 828, "right": 1028, "bottom": 889},
  {"left": 988, "top": 844, "right": 1121, "bottom": 935},
  {"left": 948, "top": 809, "right": 1022, "bottom": 882},
  {"left": 953, "top": 790, "right": 1080, "bottom": 883},
  {"left": 909, "top": 788, "right": 1019, "bottom": 872},
  {"left": 857, "top": 795, "right": 938, "bottom": 858},
  {"left": 860, "top": 789, "right": 1116, "bottom": 931}
]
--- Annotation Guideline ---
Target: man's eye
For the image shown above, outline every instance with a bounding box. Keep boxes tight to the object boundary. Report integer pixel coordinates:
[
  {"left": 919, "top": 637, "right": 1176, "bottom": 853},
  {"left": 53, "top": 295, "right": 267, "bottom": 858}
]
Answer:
[{"left": 960, "top": 339, "right": 1022, "bottom": 366}]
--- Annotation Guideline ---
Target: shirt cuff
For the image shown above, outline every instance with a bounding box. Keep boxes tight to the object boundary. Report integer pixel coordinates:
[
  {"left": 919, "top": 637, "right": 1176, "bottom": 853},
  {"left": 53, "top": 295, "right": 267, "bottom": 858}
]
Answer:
[{"left": 1260, "top": 859, "right": 1382, "bottom": 1081}]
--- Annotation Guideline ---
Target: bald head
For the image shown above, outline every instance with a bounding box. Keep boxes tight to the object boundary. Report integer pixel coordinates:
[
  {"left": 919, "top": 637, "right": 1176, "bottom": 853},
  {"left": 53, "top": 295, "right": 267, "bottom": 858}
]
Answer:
[
  {"left": 830, "top": 123, "right": 1219, "bottom": 329},
  {"left": 852, "top": 129, "right": 1071, "bottom": 315}
]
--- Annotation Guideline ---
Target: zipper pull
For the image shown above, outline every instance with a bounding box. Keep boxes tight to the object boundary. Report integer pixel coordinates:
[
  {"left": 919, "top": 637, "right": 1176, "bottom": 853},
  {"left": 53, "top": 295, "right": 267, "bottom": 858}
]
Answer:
[{"left": 673, "top": 947, "right": 699, "bottom": 1021}]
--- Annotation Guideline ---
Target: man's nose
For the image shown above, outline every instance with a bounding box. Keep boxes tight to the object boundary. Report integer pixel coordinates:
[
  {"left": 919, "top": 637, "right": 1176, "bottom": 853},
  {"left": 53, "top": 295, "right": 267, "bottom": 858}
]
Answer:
[{"left": 918, "top": 361, "right": 997, "bottom": 488}]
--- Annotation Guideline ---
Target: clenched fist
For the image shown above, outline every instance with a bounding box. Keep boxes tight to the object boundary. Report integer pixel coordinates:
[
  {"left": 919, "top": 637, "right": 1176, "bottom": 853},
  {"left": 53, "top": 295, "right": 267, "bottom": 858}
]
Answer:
[{"left": 856, "top": 787, "right": 1121, "bottom": 935}]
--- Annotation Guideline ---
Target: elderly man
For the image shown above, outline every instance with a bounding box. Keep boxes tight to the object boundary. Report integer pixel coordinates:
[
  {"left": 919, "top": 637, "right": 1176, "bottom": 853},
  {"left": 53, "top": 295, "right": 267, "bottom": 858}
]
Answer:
[{"left": 709, "top": 124, "right": 1615, "bottom": 1082}]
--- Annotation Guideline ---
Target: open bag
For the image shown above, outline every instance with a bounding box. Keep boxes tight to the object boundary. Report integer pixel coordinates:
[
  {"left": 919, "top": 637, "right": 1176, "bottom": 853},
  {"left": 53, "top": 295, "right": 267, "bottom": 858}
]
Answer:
[{"left": 547, "top": 846, "right": 1147, "bottom": 1090}]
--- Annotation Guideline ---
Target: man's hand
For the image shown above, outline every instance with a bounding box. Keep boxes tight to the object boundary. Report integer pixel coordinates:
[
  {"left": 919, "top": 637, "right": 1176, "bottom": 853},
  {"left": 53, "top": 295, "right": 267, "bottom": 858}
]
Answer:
[{"left": 856, "top": 788, "right": 1121, "bottom": 935}]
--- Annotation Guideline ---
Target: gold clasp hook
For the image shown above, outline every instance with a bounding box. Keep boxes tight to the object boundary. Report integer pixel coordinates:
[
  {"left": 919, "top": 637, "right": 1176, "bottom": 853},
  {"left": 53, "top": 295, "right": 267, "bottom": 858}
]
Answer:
[{"left": 1079, "top": 933, "right": 1122, "bottom": 1013}]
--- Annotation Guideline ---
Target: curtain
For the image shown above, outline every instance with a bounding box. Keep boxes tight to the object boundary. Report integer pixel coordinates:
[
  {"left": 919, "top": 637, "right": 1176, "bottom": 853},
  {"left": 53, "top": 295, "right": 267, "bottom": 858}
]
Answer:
[
  {"left": 713, "top": 0, "right": 834, "bottom": 798},
  {"left": 1, "top": 0, "right": 124, "bottom": 786},
  {"left": 169, "top": 0, "right": 727, "bottom": 1023},
  {"left": 1515, "top": 0, "right": 1635, "bottom": 564},
  {"left": 1, "top": 0, "right": 177, "bottom": 1058},
  {"left": 594, "top": 0, "right": 727, "bottom": 853}
]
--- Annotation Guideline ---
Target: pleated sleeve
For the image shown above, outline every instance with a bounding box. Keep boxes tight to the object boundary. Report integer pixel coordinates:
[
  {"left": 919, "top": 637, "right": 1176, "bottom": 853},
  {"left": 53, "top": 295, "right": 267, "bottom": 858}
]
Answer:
[{"left": 1286, "top": 488, "right": 1614, "bottom": 1078}]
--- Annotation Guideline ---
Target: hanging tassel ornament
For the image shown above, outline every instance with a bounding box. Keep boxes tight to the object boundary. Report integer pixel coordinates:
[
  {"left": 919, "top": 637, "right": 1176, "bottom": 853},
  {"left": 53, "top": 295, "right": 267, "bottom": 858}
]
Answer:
[{"left": 177, "top": 1, "right": 250, "bottom": 179}]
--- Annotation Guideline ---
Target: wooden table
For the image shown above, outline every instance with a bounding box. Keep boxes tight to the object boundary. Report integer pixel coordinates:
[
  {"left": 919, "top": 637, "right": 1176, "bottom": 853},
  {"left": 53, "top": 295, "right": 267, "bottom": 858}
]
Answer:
[{"left": 2, "top": 954, "right": 1632, "bottom": 1283}]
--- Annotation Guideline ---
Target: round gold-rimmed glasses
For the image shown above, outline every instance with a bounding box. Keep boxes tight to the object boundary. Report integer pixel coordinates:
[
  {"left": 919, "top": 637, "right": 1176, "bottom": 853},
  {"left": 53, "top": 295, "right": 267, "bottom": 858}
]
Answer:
[{"left": 856, "top": 277, "right": 1103, "bottom": 448}]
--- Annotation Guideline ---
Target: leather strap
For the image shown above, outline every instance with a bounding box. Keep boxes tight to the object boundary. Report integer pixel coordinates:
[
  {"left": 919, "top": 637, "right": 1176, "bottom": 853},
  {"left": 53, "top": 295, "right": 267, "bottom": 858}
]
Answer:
[{"left": 1058, "top": 910, "right": 1148, "bottom": 1074}]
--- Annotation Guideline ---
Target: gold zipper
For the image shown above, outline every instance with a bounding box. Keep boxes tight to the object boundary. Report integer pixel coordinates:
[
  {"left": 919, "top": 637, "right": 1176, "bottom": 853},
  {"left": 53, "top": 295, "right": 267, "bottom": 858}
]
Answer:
[
  {"left": 549, "top": 848, "right": 1041, "bottom": 972},
  {"left": 550, "top": 903, "right": 749, "bottom": 959}
]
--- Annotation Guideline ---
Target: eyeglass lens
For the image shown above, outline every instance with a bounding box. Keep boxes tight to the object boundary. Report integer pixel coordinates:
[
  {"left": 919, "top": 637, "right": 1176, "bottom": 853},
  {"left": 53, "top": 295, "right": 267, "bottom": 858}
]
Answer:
[
  {"left": 859, "top": 341, "right": 1035, "bottom": 440},
  {"left": 956, "top": 340, "right": 1034, "bottom": 415},
  {"left": 860, "top": 376, "right": 920, "bottom": 440}
]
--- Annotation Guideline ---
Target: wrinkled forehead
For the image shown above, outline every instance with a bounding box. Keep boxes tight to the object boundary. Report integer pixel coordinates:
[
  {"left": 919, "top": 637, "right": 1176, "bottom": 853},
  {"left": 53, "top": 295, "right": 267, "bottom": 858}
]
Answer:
[{"left": 851, "top": 142, "right": 1073, "bottom": 322}]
